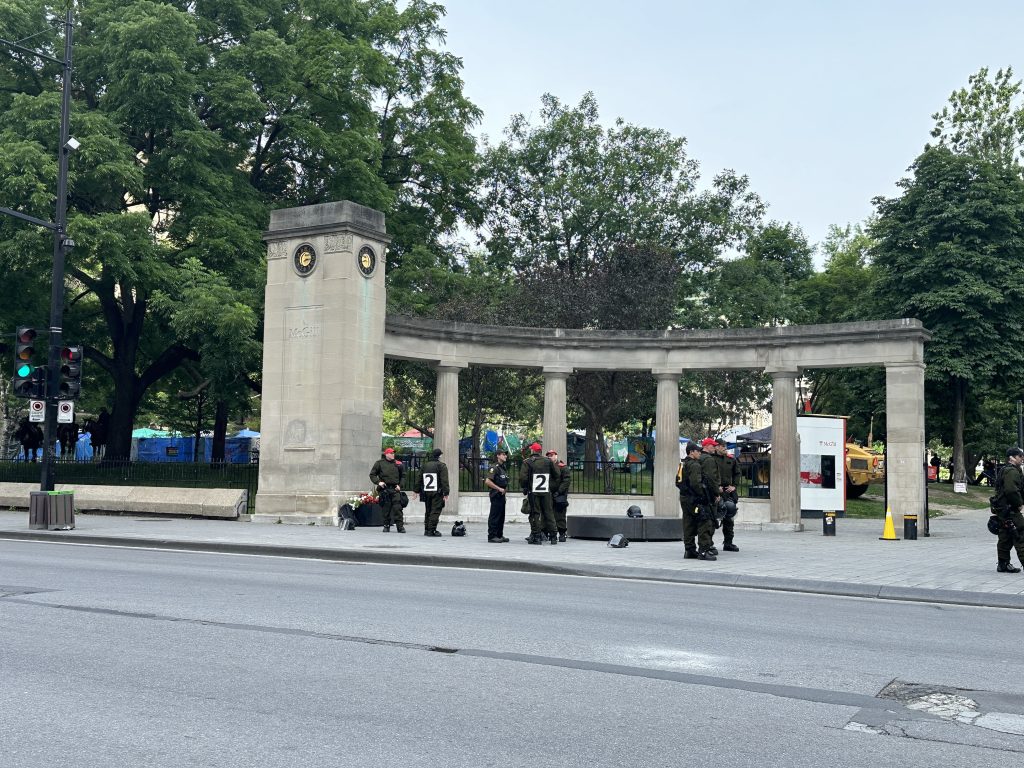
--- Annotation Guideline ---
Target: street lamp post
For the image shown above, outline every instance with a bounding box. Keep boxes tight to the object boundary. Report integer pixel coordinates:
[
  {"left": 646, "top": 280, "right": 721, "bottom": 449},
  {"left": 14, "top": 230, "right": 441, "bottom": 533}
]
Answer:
[{"left": 0, "top": 7, "right": 75, "bottom": 491}]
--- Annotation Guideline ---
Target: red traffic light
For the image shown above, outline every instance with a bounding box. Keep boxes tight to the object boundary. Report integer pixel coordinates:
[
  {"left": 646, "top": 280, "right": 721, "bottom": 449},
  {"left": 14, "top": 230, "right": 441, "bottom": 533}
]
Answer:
[{"left": 61, "top": 345, "right": 83, "bottom": 363}]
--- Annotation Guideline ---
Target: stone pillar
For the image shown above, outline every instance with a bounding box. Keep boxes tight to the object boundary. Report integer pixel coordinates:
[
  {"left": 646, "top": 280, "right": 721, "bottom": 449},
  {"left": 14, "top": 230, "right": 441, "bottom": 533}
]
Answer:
[
  {"left": 435, "top": 363, "right": 465, "bottom": 514},
  {"left": 255, "top": 201, "right": 391, "bottom": 524},
  {"left": 653, "top": 372, "right": 681, "bottom": 518},
  {"left": 542, "top": 369, "right": 571, "bottom": 460},
  {"left": 885, "top": 362, "right": 926, "bottom": 526},
  {"left": 769, "top": 369, "right": 803, "bottom": 530}
]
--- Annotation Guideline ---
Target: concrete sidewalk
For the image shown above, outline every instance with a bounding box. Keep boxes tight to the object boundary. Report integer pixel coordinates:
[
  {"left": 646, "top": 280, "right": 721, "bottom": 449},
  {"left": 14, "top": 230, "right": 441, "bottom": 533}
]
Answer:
[{"left": 1, "top": 506, "right": 1021, "bottom": 609}]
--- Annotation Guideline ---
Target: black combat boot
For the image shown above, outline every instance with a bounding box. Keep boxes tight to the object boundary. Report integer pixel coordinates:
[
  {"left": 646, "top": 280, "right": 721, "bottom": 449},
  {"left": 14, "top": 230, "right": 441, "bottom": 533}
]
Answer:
[
  {"left": 558, "top": 531, "right": 567, "bottom": 543},
  {"left": 396, "top": 525, "right": 406, "bottom": 533},
  {"left": 708, "top": 545, "right": 719, "bottom": 556},
  {"left": 382, "top": 525, "right": 390, "bottom": 532},
  {"left": 547, "top": 532, "right": 558, "bottom": 544},
  {"left": 997, "top": 561, "right": 1022, "bottom": 573},
  {"left": 697, "top": 548, "right": 717, "bottom": 561},
  {"left": 425, "top": 529, "right": 441, "bottom": 537},
  {"left": 684, "top": 549, "right": 698, "bottom": 559},
  {"left": 723, "top": 541, "right": 739, "bottom": 552},
  {"left": 527, "top": 533, "right": 543, "bottom": 545}
]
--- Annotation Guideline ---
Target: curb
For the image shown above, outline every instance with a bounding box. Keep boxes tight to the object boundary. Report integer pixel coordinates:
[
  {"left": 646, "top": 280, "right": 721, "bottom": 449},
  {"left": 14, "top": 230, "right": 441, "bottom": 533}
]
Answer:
[{"left": 3, "top": 530, "right": 1023, "bottom": 610}]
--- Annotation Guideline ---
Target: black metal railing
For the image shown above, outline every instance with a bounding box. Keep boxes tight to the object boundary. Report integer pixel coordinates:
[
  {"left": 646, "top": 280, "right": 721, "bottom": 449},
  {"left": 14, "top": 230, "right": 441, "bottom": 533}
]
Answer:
[{"left": 0, "top": 458, "right": 260, "bottom": 513}]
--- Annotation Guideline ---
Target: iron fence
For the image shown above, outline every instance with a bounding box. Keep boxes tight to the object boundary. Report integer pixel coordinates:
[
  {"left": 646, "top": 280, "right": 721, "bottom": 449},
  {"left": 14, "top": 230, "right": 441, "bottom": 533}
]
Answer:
[{"left": 0, "top": 458, "right": 260, "bottom": 513}]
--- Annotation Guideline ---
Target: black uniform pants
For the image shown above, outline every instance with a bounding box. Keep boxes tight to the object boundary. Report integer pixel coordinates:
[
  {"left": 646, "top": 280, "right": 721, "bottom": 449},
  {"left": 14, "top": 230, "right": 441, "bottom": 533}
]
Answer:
[
  {"left": 997, "top": 507, "right": 1024, "bottom": 563},
  {"left": 488, "top": 492, "right": 506, "bottom": 539},
  {"left": 422, "top": 493, "right": 444, "bottom": 532},
  {"left": 380, "top": 487, "right": 403, "bottom": 526}
]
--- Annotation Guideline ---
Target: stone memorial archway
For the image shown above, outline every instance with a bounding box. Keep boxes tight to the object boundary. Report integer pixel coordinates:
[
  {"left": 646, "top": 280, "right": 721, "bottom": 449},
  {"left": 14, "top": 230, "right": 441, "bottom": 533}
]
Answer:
[{"left": 256, "top": 202, "right": 930, "bottom": 530}]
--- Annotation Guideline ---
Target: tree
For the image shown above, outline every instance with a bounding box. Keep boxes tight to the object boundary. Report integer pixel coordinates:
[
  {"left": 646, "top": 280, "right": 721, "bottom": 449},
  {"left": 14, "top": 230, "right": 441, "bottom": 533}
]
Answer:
[
  {"left": 1, "top": 1, "right": 481, "bottom": 457},
  {"left": 871, "top": 146, "right": 1024, "bottom": 482},
  {"left": 931, "top": 67, "right": 1024, "bottom": 170}
]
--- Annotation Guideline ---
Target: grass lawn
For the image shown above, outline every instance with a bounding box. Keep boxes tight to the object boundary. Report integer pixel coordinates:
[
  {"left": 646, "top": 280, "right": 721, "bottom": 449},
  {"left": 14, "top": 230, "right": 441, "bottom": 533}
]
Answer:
[{"left": 842, "top": 481, "right": 990, "bottom": 519}]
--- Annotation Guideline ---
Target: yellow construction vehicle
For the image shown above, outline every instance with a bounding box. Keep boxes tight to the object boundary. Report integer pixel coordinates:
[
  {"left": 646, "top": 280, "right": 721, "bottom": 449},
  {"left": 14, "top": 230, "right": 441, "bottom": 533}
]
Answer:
[{"left": 845, "top": 443, "right": 885, "bottom": 498}]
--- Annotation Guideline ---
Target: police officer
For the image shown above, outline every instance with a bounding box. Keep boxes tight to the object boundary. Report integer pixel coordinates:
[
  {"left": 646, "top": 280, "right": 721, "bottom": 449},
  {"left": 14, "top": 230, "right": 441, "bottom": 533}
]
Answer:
[
  {"left": 715, "top": 438, "right": 741, "bottom": 552},
  {"left": 698, "top": 437, "right": 723, "bottom": 555},
  {"left": 370, "top": 447, "right": 405, "bottom": 532},
  {"left": 993, "top": 447, "right": 1024, "bottom": 573},
  {"left": 676, "top": 442, "right": 716, "bottom": 560},
  {"left": 484, "top": 449, "right": 511, "bottom": 542},
  {"left": 418, "top": 448, "right": 450, "bottom": 536},
  {"left": 520, "top": 442, "right": 558, "bottom": 544},
  {"left": 547, "top": 449, "right": 571, "bottom": 542}
]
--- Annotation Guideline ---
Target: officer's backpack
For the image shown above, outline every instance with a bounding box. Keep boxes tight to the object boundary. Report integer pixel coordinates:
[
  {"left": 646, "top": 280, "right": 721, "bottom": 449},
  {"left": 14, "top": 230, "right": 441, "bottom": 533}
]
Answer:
[{"left": 451, "top": 520, "right": 467, "bottom": 537}]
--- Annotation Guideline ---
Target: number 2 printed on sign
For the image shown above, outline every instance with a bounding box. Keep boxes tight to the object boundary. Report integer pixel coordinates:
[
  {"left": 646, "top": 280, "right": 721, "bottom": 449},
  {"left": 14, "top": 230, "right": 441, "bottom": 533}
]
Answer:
[
  {"left": 532, "top": 473, "right": 549, "bottom": 493},
  {"left": 423, "top": 472, "right": 438, "bottom": 492}
]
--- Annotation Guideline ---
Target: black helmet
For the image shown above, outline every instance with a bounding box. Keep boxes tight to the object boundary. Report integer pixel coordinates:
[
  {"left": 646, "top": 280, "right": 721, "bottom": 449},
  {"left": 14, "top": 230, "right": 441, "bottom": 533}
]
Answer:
[
  {"left": 626, "top": 505, "right": 643, "bottom": 518},
  {"left": 988, "top": 515, "right": 1004, "bottom": 535},
  {"left": 451, "top": 520, "right": 467, "bottom": 537}
]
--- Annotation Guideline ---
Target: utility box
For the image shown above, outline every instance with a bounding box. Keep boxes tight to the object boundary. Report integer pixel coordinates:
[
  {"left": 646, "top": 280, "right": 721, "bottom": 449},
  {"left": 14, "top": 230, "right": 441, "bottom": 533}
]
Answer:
[{"left": 28, "top": 490, "right": 75, "bottom": 530}]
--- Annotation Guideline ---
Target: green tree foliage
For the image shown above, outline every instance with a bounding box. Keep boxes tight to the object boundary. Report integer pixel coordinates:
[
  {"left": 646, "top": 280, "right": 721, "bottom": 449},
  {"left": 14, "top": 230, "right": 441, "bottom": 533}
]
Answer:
[
  {"left": 1, "top": 1, "right": 480, "bottom": 457},
  {"left": 871, "top": 145, "right": 1024, "bottom": 481},
  {"left": 931, "top": 67, "right": 1024, "bottom": 170}
]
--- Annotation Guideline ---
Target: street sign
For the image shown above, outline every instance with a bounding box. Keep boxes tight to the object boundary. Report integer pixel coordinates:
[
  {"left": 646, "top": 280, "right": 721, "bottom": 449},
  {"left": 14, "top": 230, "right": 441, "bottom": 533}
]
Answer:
[
  {"left": 28, "top": 399, "right": 45, "bottom": 422},
  {"left": 58, "top": 400, "right": 74, "bottom": 424}
]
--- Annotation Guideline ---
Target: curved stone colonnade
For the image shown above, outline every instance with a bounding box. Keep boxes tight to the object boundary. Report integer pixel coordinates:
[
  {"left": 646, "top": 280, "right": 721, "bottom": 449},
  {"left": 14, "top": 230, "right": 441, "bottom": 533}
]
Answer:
[
  {"left": 254, "top": 201, "right": 930, "bottom": 531},
  {"left": 384, "top": 316, "right": 931, "bottom": 530}
]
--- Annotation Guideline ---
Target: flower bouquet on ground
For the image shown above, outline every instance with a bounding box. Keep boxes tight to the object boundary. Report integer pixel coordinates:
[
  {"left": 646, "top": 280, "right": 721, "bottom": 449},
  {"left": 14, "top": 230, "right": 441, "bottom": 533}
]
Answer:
[{"left": 348, "top": 492, "right": 379, "bottom": 509}]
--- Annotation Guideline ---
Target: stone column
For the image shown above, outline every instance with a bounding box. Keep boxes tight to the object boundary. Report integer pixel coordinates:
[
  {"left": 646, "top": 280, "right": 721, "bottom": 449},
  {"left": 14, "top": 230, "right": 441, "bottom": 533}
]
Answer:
[
  {"left": 885, "top": 362, "right": 926, "bottom": 527},
  {"left": 255, "top": 201, "right": 391, "bottom": 524},
  {"left": 653, "top": 371, "right": 681, "bottom": 518},
  {"left": 769, "top": 369, "right": 803, "bottom": 530},
  {"left": 542, "top": 369, "right": 571, "bottom": 460},
  {"left": 435, "top": 363, "right": 465, "bottom": 514}
]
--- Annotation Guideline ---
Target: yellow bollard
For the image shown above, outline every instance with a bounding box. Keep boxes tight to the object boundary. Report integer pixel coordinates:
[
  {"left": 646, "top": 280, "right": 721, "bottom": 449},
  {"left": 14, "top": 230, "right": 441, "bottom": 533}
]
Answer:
[{"left": 879, "top": 505, "right": 900, "bottom": 541}]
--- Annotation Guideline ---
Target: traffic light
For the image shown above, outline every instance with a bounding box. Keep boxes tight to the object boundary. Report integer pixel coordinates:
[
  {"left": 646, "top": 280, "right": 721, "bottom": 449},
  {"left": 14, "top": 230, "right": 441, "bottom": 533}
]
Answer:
[
  {"left": 13, "top": 326, "right": 38, "bottom": 398},
  {"left": 60, "top": 345, "right": 83, "bottom": 398}
]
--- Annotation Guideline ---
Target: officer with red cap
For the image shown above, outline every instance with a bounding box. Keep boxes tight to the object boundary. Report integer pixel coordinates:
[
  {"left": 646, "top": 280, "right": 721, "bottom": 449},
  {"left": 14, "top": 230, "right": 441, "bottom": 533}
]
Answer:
[
  {"left": 370, "top": 447, "right": 405, "bottom": 532},
  {"left": 520, "top": 442, "right": 559, "bottom": 544}
]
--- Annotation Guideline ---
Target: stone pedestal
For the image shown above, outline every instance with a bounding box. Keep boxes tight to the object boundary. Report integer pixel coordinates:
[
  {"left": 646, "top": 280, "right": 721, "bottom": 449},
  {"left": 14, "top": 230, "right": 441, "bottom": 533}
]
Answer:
[{"left": 254, "top": 201, "right": 391, "bottom": 523}]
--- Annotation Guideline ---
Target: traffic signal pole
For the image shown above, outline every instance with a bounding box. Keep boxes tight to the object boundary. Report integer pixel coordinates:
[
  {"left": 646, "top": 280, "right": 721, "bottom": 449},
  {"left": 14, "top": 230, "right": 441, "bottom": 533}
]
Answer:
[{"left": 40, "top": 9, "right": 75, "bottom": 492}]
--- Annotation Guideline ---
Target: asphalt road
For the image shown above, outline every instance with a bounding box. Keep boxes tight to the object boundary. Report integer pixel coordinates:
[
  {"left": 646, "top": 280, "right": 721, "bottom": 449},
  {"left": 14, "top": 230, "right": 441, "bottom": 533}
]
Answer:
[{"left": 1, "top": 540, "right": 1021, "bottom": 767}]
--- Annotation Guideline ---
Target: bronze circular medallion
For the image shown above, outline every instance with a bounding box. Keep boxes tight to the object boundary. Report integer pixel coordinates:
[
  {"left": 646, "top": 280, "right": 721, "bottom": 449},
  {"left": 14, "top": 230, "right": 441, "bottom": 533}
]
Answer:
[
  {"left": 293, "top": 243, "right": 317, "bottom": 276},
  {"left": 357, "top": 245, "right": 377, "bottom": 278}
]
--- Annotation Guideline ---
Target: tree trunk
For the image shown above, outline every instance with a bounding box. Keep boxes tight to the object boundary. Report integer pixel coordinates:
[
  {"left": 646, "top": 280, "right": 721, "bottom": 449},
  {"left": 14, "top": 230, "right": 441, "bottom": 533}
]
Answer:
[
  {"left": 212, "top": 399, "right": 228, "bottom": 463},
  {"left": 584, "top": 426, "right": 598, "bottom": 481},
  {"left": 951, "top": 377, "right": 967, "bottom": 484},
  {"left": 597, "top": 428, "right": 613, "bottom": 494}
]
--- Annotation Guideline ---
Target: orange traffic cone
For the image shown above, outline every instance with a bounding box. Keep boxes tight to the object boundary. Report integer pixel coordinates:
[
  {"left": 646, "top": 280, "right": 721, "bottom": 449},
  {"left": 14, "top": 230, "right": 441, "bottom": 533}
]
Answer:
[{"left": 879, "top": 505, "right": 900, "bottom": 541}]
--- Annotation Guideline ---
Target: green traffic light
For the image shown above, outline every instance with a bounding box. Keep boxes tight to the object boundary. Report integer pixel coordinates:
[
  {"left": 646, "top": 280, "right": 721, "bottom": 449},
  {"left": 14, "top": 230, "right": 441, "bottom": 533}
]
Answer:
[{"left": 16, "top": 363, "right": 32, "bottom": 378}]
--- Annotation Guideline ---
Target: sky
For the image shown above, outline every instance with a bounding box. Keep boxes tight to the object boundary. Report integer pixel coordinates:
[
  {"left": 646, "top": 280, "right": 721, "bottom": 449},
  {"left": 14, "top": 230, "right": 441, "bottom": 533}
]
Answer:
[{"left": 437, "top": 0, "right": 1024, "bottom": 261}]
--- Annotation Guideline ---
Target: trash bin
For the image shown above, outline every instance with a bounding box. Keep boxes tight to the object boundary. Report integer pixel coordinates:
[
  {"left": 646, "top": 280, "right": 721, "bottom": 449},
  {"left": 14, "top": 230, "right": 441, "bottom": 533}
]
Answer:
[
  {"left": 28, "top": 490, "right": 75, "bottom": 530},
  {"left": 823, "top": 510, "right": 836, "bottom": 536},
  {"left": 904, "top": 513, "right": 918, "bottom": 541}
]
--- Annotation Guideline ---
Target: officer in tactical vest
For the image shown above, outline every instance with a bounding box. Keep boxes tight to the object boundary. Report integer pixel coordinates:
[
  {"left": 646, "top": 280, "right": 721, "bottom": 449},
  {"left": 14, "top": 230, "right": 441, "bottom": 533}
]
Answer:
[
  {"left": 484, "top": 449, "right": 511, "bottom": 542},
  {"left": 715, "top": 438, "right": 741, "bottom": 552},
  {"left": 370, "top": 447, "right": 405, "bottom": 532},
  {"left": 547, "top": 449, "right": 571, "bottom": 542},
  {"left": 520, "top": 442, "right": 559, "bottom": 544},
  {"left": 677, "top": 442, "right": 716, "bottom": 560},
  {"left": 417, "top": 448, "right": 450, "bottom": 537},
  {"left": 993, "top": 447, "right": 1024, "bottom": 573},
  {"left": 698, "top": 437, "right": 723, "bottom": 555}
]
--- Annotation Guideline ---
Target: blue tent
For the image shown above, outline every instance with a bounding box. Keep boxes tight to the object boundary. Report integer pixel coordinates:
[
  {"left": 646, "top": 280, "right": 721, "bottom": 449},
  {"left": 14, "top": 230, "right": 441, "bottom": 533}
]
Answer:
[{"left": 233, "top": 428, "right": 260, "bottom": 438}]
